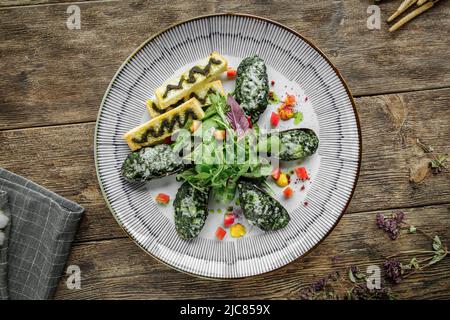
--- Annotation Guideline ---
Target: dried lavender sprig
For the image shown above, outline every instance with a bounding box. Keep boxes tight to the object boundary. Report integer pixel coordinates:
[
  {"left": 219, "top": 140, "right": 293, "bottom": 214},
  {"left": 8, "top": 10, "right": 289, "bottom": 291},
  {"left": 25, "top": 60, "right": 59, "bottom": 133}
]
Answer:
[
  {"left": 376, "top": 212, "right": 405, "bottom": 240},
  {"left": 383, "top": 258, "right": 403, "bottom": 284}
]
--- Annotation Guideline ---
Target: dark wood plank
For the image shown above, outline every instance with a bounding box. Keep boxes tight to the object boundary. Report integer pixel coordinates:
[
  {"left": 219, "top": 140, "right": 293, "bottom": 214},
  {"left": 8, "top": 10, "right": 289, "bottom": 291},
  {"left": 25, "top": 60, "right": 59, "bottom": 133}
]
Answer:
[
  {"left": 53, "top": 204, "right": 450, "bottom": 299},
  {"left": 0, "top": 0, "right": 96, "bottom": 7},
  {"left": 1, "top": 0, "right": 449, "bottom": 129},
  {"left": 0, "top": 123, "right": 125, "bottom": 242},
  {"left": 348, "top": 88, "right": 450, "bottom": 212},
  {"left": 0, "top": 0, "right": 215, "bottom": 130},
  {"left": 0, "top": 88, "right": 448, "bottom": 242},
  {"left": 0, "top": 0, "right": 60, "bottom": 7}
]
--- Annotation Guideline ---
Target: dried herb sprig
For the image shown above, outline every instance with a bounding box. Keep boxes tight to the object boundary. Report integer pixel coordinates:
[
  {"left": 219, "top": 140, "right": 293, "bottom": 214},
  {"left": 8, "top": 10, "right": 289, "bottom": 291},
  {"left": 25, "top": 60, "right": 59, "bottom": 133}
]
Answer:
[
  {"left": 430, "top": 154, "right": 447, "bottom": 174},
  {"left": 377, "top": 211, "right": 448, "bottom": 283},
  {"left": 347, "top": 282, "right": 394, "bottom": 300},
  {"left": 299, "top": 266, "right": 395, "bottom": 300},
  {"left": 416, "top": 138, "right": 434, "bottom": 153},
  {"left": 376, "top": 212, "right": 405, "bottom": 240},
  {"left": 416, "top": 139, "right": 448, "bottom": 174},
  {"left": 299, "top": 212, "right": 447, "bottom": 300},
  {"left": 299, "top": 271, "right": 339, "bottom": 300},
  {"left": 346, "top": 265, "right": 394, "bottom": 300},
  {"left": 383, "top": 235, "right": 448, "bottom": 283}
]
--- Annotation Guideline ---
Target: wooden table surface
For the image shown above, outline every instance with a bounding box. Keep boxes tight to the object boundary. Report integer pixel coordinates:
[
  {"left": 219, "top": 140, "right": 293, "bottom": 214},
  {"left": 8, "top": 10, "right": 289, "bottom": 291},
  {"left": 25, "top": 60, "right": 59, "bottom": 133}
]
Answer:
[{"left": 0, "top": 0, "right": 449, "bottom": 300}]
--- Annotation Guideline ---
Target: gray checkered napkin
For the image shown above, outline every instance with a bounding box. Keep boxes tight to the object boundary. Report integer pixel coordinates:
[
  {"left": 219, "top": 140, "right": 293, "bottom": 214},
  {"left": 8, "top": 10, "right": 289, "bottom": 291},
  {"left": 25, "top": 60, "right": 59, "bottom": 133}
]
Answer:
[{"left": 0, "top": 168, "right": 84, "bottom": 300}]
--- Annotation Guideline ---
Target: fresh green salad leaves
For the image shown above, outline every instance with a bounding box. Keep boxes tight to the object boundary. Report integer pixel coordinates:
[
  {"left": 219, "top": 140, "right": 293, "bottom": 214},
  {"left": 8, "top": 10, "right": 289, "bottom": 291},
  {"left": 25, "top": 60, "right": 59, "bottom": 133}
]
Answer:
[{"left": 177, "top": 93, "right": 272, "bottom": 203}]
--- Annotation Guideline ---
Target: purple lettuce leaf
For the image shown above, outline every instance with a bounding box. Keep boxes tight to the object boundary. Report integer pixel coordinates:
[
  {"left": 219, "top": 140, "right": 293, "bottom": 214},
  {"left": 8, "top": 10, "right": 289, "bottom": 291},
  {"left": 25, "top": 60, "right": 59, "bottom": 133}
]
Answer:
[{"left": 226, "top": 95, "right": 250, "bottom": 137}]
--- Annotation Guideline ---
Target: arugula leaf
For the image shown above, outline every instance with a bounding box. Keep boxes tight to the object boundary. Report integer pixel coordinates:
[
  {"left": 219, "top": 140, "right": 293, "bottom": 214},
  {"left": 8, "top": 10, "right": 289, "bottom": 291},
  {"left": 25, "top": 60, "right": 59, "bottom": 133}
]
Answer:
[
  {"left": 209, "top": 93, "right": 231, "bottom": 132},
  {"left": 176, "top": 93, "right": 273, "bottom": 203},
  {"left": 171, "top": 129, "right": 191, "bottom": 153},
  {"left": 203, "top": 103, "right": 218, "bottom": 120}
]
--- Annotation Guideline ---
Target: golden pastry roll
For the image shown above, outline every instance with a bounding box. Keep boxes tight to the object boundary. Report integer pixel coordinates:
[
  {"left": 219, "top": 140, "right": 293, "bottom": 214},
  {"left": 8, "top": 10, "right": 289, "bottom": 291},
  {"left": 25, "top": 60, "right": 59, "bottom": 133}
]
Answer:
[
  {"left": 124, "top": 97, "right": 204, "bottom": 151},
  {"left": 154, "top": 52, "right": 227, "bottom": 109}
]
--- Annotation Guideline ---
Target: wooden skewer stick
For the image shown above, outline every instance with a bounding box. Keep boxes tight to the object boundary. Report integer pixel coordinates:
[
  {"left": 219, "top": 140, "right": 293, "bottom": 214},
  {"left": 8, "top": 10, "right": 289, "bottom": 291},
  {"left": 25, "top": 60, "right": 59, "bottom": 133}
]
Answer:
[
  {"left": 417, "top": 0, "right": 428, "bottom": 5},
  {"left": 389, "top": 1, "right": 436, "bottom": 32},
  {"left": 387, "top": 0, "right": 418, "bottom": 22}
]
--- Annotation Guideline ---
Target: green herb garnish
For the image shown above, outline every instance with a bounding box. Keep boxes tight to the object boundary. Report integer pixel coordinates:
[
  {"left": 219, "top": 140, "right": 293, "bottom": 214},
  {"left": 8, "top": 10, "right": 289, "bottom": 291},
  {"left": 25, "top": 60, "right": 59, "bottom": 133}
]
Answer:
[
  {"left": 430, "top": 154, "right": 447, "bottom": 174},
  {"left": 268, "top": 91, "right": 280, "bottom": 104},
  {"left": 177, "top": 93, "right": 273, "bottom": 203},
  {"left": 294, "top": 111, "right": 303, "bottom": 125}
]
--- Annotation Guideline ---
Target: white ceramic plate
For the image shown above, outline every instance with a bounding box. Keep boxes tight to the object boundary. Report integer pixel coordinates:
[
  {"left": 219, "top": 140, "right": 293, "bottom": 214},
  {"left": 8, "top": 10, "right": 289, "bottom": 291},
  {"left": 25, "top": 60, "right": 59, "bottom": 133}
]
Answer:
[{"left": 95, "top": 14, "right": 361, "bottom": 278}]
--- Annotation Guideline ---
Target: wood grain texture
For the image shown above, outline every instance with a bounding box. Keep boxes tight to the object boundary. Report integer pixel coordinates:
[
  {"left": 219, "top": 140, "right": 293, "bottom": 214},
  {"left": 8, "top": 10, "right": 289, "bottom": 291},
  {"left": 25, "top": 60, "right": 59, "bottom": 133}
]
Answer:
[
  {"left": 0, "top": 0, "right": 100, "bottom": 8},
  {"left": 0, "top": 123, "right": 124, "bottom": 241},
  {"left": 0, "top": 88, "right": 448, "bottom": 243},
  {"left": 0, "top": 0, "right": 61, "bottom": 7},
  {"left": 349, "top": 87, "right": 450, "bottom": 213},
  {"left": 1, "top": 0, "right": 449, "bottom": 300},
  {"left": 53, "top": 204, "right": 450, "bottom": 299},
  {"left": 1, "top": 0, "right": 449, "bottom": 129}
]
